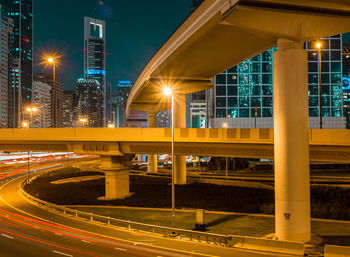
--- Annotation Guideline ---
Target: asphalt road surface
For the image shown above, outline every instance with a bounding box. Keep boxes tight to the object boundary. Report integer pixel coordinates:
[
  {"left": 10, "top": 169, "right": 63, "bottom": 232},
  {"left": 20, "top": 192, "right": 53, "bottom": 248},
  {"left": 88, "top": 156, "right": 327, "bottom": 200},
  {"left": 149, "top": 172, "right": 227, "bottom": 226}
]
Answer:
[{"left": 0, "top": 161, "right": 291, "bottom": 257}]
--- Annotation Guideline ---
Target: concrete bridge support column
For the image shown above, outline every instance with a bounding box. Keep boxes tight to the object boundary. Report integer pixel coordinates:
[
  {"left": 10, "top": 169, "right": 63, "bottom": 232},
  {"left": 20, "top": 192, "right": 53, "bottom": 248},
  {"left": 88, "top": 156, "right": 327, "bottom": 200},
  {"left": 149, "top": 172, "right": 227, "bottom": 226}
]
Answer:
[
  {"left": 174, "top": 94, "right": 186, "bottom": 185},
  {"left": 100, "top": 155, "right": 131, "bottom": 200},
  {"left": 147, "top": 112, "right": 158, "bottom": 174},
  {"left": 273, "top": 38, "right": 310, "bottom": 242}
]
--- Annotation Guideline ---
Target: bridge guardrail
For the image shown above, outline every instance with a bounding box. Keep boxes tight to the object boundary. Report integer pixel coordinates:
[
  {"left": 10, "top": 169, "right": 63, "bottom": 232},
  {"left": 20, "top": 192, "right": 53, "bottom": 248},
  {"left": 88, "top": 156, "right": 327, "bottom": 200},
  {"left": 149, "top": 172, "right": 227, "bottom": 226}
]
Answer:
[{"left": 20, "top": 178, "right": 230, "bottom": 246}]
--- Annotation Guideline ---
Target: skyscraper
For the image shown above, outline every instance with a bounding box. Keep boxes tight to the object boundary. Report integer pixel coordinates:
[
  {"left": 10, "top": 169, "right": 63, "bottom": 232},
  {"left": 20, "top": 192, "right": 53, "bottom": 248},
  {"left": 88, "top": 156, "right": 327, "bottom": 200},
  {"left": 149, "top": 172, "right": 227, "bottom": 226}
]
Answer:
[
  {"left": 32, "top": 81, "right": 51, "bottom": 128},
  {"left": 62, "top": 90, "right": 76, "bottom": 128},
  {"left": 0, "top": 5, "right": 9, "bottom": 128},
  {"left": 75, "top": 77, "right": 103, "bottom": 127},
  {"left": 34, "top": 73, "right": 63, "bottom": 127},
  {"left": 84, "top": 17, "right": 106, "bottom": 125},
  {"left": 5, "top": 0, "right": 33, "bottom": 128},
  {"left": 111, "top": 81, "right": 132, "bottom": 127}
]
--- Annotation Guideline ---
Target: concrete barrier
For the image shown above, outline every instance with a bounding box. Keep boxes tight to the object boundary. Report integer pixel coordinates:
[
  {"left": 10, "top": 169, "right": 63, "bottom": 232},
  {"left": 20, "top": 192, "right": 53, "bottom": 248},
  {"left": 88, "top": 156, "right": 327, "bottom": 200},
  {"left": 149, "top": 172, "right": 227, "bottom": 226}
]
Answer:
[
  {"left": 229, "top": 235, "right": 305, "bottom": 256},
  {"left": 325, "top": 244, "right": 350, "bottom": 257}
]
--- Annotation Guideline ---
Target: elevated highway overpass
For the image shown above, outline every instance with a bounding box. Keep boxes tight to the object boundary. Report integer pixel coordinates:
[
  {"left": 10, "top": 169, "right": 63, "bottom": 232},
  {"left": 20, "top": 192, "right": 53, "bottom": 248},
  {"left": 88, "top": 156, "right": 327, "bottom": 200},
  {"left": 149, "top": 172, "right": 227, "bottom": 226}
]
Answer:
[
  {"left": 124, "top": 0, "right": 350, "bottom": 242},
  {"left": 0, "top": 128, "right": 349, "bottom": 164}
]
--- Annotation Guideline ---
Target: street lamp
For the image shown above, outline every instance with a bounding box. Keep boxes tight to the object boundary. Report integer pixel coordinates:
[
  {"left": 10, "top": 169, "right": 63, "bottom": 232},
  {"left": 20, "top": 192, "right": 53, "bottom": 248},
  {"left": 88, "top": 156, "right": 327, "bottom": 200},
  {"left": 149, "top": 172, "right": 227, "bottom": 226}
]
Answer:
[
  {"left": 107, "top": 123, "right": 115, "bottom": 128},
  {"left": 79, "top": 117, "right": 88, "bottom": 127},
  {"left": 163, "top": 86, "right": 175, "bottom": 227},
  {"left": 26, "top": 107, "right": 38, "bottom": 128},
  {"left": 22, "top": 121, "right": 29, "bottom": 128},
  {"left": 316, "top": 41, "right": 323, "bottom": 129},
  {"left": 47, "top": 57, "right": 56, "bottom": 127}
]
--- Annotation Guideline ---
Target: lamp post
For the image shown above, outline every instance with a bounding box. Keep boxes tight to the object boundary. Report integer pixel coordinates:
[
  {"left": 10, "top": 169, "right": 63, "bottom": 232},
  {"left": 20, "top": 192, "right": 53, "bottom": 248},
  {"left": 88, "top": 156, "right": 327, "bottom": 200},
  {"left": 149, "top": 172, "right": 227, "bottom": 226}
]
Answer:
[
  {"left": 47, "top": 57, "right": 56, "bottom": 128},
  {"left": 316, "top": 42, "right": 323, "bottom": 129},
  {"left": 163, "top": 87, "right": 175, "bottom": 227},
  {"left": 26, "top": 107, "right": 38, "bottom": 128}
]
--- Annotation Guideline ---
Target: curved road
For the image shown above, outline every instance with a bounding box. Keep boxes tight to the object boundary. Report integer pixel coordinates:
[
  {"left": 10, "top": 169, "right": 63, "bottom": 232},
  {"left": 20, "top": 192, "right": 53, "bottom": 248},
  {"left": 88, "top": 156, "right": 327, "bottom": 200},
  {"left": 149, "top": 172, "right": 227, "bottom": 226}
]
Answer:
[{"left": 0, "top": 163, "right": 291, "bottom": 257}]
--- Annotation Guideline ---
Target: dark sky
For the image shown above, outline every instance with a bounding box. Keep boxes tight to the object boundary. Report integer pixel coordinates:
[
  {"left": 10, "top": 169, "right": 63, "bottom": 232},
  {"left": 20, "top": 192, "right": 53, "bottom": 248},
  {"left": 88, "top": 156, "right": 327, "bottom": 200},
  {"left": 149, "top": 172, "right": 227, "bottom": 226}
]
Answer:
[
  {"left": 34, "top": 0, "right": 192, "bottom": 90},
  {"left": 34, "top": 1, "right": 350, "bottom": 90}
]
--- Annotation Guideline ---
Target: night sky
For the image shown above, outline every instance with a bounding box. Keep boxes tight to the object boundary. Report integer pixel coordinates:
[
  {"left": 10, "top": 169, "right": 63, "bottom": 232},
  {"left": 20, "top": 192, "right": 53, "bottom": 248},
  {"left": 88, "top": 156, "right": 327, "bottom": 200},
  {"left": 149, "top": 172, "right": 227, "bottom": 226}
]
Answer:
[
  {"left": 34, "top": 1, "right": 350, "bottom": 91},
  {"left": 34, "top": 0, "right": 192, "bottom": 90}
]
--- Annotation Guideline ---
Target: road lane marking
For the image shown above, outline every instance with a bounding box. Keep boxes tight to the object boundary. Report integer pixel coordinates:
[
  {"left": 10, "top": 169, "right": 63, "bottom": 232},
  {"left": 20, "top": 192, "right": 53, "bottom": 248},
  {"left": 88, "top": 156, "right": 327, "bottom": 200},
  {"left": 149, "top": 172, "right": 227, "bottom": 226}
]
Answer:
[
  {"left": 52, "top": 250, "right": 73, "bottom": 257},
  {"left": 1, "top": 233, "right": 14, "bottom": 239},
  {"left": 0, "top": 227, "right": 98, "bottom": 257},
  {"left": 114, "top": 247, "right": 127, "bottom": 251}
]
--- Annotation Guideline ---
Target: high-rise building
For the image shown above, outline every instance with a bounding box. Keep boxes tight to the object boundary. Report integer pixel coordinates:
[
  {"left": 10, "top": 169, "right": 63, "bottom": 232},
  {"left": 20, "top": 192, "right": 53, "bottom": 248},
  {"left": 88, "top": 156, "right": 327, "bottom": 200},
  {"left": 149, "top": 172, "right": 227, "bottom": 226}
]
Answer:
[
  {"left": 210, "top": 35, "right": 346, "bottom": 129},
  {"left": 84, "top": 17, "right": 106, "bottom": 125},
  {"left": 34, "top": 73, "right": 63, "bottom": 127},
  {"left": 62, "top": 90, "right": 75, "bottom": 128},
  {"left": 32, "top": 81, "right": 51, "bottom": 128},
  {"left": 5, "top": 0, "right": 33, "bottom": 128},
  {"left": 190, "top": 100, "right": 206, "bottom": 128},
  {"left": 0, "top": 5, "right": 9, "bottom": 128},
  {"left": 111, "top": 81, "right": 132, "bottom": 127},
  {"left": 75, "top": 77, "right": 103, "bottom": 127}
]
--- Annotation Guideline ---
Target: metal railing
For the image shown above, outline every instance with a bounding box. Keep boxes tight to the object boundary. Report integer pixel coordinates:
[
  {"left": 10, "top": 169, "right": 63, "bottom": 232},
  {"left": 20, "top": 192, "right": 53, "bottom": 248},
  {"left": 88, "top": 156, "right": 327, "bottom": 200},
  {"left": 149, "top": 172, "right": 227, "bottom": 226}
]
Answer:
[{"left": 20, "top": 177, "right": 231, "bottom": 246}]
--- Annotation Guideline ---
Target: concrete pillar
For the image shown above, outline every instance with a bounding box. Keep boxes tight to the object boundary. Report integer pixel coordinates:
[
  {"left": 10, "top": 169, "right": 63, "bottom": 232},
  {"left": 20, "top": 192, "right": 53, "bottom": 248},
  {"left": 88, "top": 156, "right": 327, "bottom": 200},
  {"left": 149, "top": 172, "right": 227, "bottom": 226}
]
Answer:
[
  {"left": 147, "top": 112, "right": 158, "bottom": 173},
  {"left": 100, "top": 155, "right": 132, "bottom": 200},
  {"left": 174, "top": 94, "right": 187, "bottom": 184},
  {"left": 273, "top": 38, "right": 310, "bottom": 242}
]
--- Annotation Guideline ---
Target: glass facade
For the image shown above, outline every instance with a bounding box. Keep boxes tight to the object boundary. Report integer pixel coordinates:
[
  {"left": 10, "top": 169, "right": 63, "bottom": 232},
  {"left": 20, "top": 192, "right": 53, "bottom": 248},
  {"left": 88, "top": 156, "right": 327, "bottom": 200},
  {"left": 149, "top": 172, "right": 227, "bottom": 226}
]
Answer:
[
  {"left": 84, "top": 17, "right": 106, "bottom": 125},
  {"left": 215, "top": 48, "right": 275, "bottom": 118},
  {"left": 214, "top": 35, "right": 343, "bottom": 119},
  {"left": 306, "top": 35, "right": 343, "bottom": 118},
  {"left": 5, "top": 0, "right": 33, "bottom": 128}
]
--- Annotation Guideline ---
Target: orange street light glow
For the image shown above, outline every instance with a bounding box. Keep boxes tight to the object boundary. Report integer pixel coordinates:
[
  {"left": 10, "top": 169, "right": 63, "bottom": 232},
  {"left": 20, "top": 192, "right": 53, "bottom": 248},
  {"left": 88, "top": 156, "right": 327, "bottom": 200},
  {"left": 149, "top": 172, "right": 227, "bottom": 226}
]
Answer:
[
  {"left": 316, "top": 42, "right": 322, "bottom": 49},
  {"left": 26, "top": 107, "right": 38, "bottom": 112},
  {"left": 22, "top": 122, "right": 28, "bottom": 128},
  {"left": 107, "top": 123, "right": 115, "bottom": 128},
  {"left": 48, "top": 57, "right": 54, "bottom": 63},
  {"left": 163, "top": 87, "right": 172, "bottom": 96}
]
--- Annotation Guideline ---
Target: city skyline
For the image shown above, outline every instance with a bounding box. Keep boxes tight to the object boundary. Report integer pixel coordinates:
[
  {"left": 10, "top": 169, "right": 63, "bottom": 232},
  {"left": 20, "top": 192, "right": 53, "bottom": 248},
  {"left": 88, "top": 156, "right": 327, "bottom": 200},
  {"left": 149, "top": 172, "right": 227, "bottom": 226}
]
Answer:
[
  {"left": 33, "top": 0, "right": 350, "bottom": 92},
  {"left": 33, "top": 0, "right": 192, "bottom": 90}
]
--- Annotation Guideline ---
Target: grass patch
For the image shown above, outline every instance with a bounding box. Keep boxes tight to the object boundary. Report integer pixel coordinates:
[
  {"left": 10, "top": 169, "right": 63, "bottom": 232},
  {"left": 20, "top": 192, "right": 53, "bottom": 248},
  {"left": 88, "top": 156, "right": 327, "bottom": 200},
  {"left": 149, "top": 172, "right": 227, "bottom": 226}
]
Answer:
[
  {"left": 24, "top": 168, "right": 350, "bottom": 221},
  {"left": 24, "top": 169, "right": 274, "bottom": 213}
]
